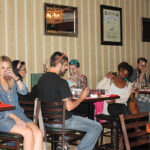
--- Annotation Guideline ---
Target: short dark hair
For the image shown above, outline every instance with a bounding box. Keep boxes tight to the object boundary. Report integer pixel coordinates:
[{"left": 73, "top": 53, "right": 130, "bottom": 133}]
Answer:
[
  {"left": 69, "top": 59, "right": 80, "bottom": 68},
  {"left": 118, "top": 62, "right": 133, "bottom": 78},
  {"left": 137, "top": 57, "right": 147, "bottom": 64},
  {"left": 50, "top": 51, "right": 68, "bottom": 67},
  {"left": 12, "top": 60, "right": 25, "bottom": 80}
]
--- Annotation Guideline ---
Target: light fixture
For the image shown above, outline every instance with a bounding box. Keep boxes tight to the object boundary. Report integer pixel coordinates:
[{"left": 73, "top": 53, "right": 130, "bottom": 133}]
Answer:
[{"left": 46, "top": 8, "right": 64, "bottom": 24}]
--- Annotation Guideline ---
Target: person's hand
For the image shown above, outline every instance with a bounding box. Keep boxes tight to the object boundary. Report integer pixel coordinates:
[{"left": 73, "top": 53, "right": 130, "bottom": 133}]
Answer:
[
  {"left": 141, "top": 65, "right": 147, "bottom": 74},
  {"left": 106, "top": 72, "right": 115, "bottom": 79},
  {"left": 14, "top": 118, "right": 26, "bottom": 129},
  {"left": 6, "top": 69, "right": 19, "bottom": 81},
  {"left": 80, "top": 87, "right": 89, "bottom": 100},
  {"left": 107, "top": 100, "right": 115, "bottom": 104},
  {"left": 70, "top": 73, "right": 79, "bottom": 82}
]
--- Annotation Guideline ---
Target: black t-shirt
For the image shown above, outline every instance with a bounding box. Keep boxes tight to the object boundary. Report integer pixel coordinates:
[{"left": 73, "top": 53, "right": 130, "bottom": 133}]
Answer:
[{"left": 37, "top": 72, "right": 72, "bottom": 119}]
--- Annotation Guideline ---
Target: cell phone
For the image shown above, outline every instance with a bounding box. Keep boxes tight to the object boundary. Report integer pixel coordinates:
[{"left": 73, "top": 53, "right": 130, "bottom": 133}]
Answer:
[{"left": 112, "top": 72, "right": 117, "bottom": 77}]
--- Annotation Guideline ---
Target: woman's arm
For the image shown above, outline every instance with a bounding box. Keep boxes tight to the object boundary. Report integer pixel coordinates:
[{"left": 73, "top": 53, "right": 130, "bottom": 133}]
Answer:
[
  {"left": 16, "top": 82, "right": 28, "bottom": 95},
  {"left": 96, "top": 77, "right": 111, "bottom": 89}
]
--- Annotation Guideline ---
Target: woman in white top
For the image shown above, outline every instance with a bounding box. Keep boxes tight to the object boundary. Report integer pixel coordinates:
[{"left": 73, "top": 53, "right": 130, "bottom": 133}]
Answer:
[{"left": 96, "top": 62, "right": 133, "bottom": 115}]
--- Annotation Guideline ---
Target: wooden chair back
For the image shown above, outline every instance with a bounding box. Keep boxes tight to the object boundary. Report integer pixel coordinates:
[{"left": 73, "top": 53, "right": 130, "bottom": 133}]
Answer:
[
  {"left": 40, "top": 100, "right": 66, "bottom": 150},
  {"left": 119, "top": 112, "right": 149, "bottom": 150},
  {"left": 19, "top": 99, "right": 40, "bottom": 124},
  {"left": 19, "top": 100, "right": 35, "bottom": 120}
]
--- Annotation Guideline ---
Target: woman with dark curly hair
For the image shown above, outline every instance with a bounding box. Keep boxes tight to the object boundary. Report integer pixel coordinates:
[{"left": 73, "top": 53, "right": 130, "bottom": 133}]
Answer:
[{"left": 95, "top": 62, "right": 133, "bottom": 116}]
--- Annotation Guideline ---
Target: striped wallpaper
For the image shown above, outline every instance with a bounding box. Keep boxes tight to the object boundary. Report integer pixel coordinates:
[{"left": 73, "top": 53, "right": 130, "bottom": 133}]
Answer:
[{"left": 0, "top": 0, "right": 150, "bottom": 89}]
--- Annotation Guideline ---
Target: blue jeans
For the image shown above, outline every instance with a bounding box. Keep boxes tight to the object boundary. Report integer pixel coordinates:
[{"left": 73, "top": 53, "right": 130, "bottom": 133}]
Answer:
[
  {"left": 137, "top": 101, "right": 150, "bottom": 112},
  {"left": 47, "top": 115, "right": 102, "bottom": 150}
]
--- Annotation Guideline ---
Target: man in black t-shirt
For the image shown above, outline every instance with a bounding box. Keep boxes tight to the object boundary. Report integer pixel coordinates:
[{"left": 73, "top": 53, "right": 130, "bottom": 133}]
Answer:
[{"left": 37, "top": 52, "right": 102, "bottom": 150}]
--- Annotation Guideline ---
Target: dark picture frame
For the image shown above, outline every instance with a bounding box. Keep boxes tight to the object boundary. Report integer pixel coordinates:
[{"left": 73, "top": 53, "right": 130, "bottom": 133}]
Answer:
[
  {"left": 100, "top": 5, "right": 122, "bottom": 46},
  {"left": 44, "top": 3, "right": 78, "bottom": 37},
  {"left": 142, "top": 17, "right": 150, "bottom": 42}
]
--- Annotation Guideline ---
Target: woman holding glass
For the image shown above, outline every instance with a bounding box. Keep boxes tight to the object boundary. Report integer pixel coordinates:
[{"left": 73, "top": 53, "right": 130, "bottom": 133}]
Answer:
[
  {"left": 95, "top": 62, "right": 133, "bottom": 115},
  {"left": 68, "top": 59, "right": 88, "bottom": 117},
  {"left": 0, "top": 56, "right": 43, "bottom": 150},
  {"left": 68, "top": 59, "right": 88, "bottom": 89}
]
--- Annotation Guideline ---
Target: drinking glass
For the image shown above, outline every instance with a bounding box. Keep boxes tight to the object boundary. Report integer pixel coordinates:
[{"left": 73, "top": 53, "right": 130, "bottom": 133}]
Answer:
[
  {"left": 147, "top": 82, "right": 150, "bottom": 89},
  {"left": 132, "top": 82, "right": 139, "bottom": 92},
  {"left": 100, "top": 89, "right": 105, "bottom": 95}
]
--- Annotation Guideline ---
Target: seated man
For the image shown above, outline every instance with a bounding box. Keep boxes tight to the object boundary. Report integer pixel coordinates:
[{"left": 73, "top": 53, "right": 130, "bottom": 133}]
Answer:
[
  {"left": 129, "top": 57, "right": 150, "bottom": 112},
  {"left": 68, "top": 59, "right": 89, "bottom": 117},
  {"left": 37, "top": 51, "right": 102, "bottom": 150}
]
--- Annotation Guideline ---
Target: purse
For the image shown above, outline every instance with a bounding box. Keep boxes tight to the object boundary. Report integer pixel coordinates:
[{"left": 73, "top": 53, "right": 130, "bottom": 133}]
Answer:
[{"left": 129, "top": 93, "right": 139, "bottom": 114}]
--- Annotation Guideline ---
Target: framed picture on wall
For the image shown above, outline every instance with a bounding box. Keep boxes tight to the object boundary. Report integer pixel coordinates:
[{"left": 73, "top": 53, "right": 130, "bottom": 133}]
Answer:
[
  {"left": 100, "top": 5, "right": 122, "bottom": 46},
  {"left": 44, "top": 3, "right": 78, "bottom": 37}
]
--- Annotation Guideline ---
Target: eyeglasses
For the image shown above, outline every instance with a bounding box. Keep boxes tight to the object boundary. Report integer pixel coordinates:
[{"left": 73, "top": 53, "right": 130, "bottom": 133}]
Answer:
[{"left": 19, "top": 69, "right": 27, "bottom": 72}]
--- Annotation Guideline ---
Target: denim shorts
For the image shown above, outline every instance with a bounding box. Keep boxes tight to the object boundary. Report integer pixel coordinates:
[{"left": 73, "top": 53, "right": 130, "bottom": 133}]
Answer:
[{"left": 0, "top": 112, "right": 32, "bottom": 132}]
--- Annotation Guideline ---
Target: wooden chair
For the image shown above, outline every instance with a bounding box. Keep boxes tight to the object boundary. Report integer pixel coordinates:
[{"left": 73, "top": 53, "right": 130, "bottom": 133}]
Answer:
[
  {"left": 95, "top": 114, "right": 121, "bottom": 150},
  {"left": 40, "top": 100, "right": 84, "bottom": 150},
  {"left": 19, "top": 100, "right": 39, "bottom": 124},
  {"left": 119, "top": 112, "right": 149, "bottom": 150},
  {"left": 0, "top": 100, "right": 40, "bottom": 150}
]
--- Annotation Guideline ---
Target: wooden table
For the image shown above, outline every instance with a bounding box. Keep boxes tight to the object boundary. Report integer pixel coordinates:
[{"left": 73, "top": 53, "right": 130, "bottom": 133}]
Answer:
[
  {"left": 0, "top": 106, "right": 16, "bottom": 112},
  {"left": 81, "top": 95, "right": 120, "bottom": 119},
  {"left": 139, "top": 89, "right": 150, "bottom": 94}
]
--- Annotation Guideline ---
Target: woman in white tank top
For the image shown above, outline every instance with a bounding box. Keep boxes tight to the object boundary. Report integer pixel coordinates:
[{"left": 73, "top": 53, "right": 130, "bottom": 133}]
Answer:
[{"left": 96, "top": 62, "right": 133, "bottom": 115}]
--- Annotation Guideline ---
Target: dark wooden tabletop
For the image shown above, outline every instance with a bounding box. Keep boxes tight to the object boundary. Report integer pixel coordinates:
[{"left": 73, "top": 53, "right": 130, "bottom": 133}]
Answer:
[
  {"left": 0, "top": 106, "right": 16, "bottom": 112},
  {"left": 82, "top": 95, "right": 120, "bottom": 103},
  {"left": 139, "top": 89, "right": 150, "bottom": 94}
]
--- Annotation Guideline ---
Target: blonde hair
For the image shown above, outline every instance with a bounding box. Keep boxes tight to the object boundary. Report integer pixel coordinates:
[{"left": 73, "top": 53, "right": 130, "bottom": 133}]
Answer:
[{"left": 0, "top": 56, "right": 14, "bottom": 89}]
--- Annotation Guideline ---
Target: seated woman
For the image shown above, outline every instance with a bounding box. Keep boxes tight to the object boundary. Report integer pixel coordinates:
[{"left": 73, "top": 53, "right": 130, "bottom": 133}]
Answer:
[
  {"left": 12, "top": 60, "right": 38, "bottom": 101},
  {"left": 0, "top": 56, "right": 43, "bottom": 150},
  {"left": 68, "top": 59, "right": 87, "bottom": 88},
  {"left": 68, "top": 59, "right": 88, "bottom": 117},
  {"left": 95, "top": 62, "right": 133, "bottom": 116}
]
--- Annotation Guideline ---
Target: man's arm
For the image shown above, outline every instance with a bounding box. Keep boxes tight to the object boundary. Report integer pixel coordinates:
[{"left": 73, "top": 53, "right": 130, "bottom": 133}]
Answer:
[{"left": 63, "top": 87, "right": 89, "bottom": 111}]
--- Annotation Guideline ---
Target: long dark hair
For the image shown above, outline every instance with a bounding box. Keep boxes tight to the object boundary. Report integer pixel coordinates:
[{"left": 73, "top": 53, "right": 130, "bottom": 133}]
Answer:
[{"left": 12, "top": 60, "right": 25, "bottom": 81}]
